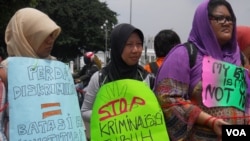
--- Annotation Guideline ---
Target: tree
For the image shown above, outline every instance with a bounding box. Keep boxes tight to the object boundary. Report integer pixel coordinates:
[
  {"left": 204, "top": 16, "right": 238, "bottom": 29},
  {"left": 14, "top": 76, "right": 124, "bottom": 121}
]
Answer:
[
  {"left": 0, "top": 0, "right": 118, "bottom": 62},
  {"left": 33, "top": 0, "right": 118, "bottom": 62},
  {"left": 0, "top": 0, "right": 38, "bottom": 60}
]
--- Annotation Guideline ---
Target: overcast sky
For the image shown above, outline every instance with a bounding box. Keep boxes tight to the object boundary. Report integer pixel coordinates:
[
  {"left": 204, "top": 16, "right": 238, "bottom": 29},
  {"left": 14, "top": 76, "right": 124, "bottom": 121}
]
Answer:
[{"left": 100, "top": 0, "right": 250, "bottom": 42}]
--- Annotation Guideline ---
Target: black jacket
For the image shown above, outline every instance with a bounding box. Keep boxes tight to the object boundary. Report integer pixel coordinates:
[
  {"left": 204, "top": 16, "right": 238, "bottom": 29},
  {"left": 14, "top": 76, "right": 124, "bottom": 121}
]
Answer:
[{"left": 73, "top": 63, "right": 99, "bottom": 87}]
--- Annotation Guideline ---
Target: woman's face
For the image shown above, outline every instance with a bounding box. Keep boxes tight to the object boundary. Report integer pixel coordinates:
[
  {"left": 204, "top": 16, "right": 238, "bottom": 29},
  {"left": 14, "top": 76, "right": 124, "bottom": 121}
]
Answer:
[
  {"left": 36, "top": 33, "right": 56, "bottom": 58},
  {"left": 121, "top": 32, "right": 143, "bottom": 66},
  {"left": 209, "top": 5, "right": 233, "bottom": 46}
]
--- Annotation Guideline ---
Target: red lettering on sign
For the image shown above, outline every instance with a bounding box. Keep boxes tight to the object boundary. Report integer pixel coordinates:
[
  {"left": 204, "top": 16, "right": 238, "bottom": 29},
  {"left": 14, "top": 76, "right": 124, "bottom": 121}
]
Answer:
[{"left": 98, "top": 97, "right": 145, "bottom": 121}]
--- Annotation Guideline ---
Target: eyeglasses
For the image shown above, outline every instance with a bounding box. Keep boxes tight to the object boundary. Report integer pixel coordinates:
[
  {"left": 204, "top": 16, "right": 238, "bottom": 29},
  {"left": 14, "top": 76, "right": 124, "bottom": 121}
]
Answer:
[{"left": 209, "top": 15, "right": 233, "bottom": 24}]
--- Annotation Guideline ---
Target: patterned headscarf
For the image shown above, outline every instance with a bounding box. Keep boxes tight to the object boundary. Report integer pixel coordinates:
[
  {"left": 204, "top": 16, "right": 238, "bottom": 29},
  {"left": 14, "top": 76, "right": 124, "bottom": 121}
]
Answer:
[{"left": 5, "top": 7, "right": 61, "bottom": 59}]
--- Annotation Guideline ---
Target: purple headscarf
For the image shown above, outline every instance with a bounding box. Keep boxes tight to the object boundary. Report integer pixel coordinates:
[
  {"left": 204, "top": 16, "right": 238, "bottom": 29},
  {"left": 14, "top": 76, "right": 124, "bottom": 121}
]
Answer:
[{"left": 155, "top": 0, "right": 241, "bottom": 91}]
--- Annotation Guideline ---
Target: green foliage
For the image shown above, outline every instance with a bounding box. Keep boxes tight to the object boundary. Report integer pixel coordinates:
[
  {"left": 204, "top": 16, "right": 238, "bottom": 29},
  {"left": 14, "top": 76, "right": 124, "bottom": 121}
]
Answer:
[
  {"left": 0, "top": 0, "right": 117, "bottom": 62},
  {"left": 0, "top": 0, "right": 37, "bottom": 59}
]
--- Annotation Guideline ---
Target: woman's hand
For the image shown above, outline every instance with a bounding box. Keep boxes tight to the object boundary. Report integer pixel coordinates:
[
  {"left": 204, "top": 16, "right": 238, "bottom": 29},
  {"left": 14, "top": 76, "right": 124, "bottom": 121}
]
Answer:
[
  {"left": 197, "top": 111, "right": 230, "bottom": 140},
  {"left": 212, "top": 118, "right": 230, "bottom": 141}
]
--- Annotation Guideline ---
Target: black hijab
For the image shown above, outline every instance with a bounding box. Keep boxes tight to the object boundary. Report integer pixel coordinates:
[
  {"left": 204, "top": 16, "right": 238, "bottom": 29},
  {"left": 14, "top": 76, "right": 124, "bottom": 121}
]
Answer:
[{"left": 104, "top": 23, "right": 144, "bottom": 82}]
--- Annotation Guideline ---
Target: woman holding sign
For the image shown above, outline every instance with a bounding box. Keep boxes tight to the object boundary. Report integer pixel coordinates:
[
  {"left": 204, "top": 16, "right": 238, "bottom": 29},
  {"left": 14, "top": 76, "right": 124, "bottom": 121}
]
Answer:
[
  {"left": 154, "top": 0, "right": 250, "bottom": 141},
  {"left": 81, "top": 23, "right": 155, "bottom": 140},
  {"left": 0, "top": 8, "right": 64, "bottom": 140}
]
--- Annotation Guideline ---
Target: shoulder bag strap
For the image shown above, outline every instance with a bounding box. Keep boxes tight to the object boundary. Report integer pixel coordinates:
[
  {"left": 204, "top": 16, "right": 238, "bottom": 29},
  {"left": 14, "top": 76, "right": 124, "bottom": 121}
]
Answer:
[{"left": 149, "top": 62, "right": 158, "bottom": 75}]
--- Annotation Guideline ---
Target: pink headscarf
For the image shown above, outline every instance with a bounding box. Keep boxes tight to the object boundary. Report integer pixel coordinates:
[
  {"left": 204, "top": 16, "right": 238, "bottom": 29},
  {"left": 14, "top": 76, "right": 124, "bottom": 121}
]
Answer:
[{"left": 237, "top": 26, "right": 250, "bottom": 51}]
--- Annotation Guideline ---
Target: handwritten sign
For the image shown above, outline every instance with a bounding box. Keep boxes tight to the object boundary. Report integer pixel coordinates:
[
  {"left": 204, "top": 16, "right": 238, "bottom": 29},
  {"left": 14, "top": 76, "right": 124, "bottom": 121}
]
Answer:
[
  {"left": 91, "top": 79, "right": 170, "bottom": 141},
  {"left": 7, "top": 57, "right": 86, "bottom": 141},
  {"left": 202, "top": 56, "right": 247, "bottom": 111}
]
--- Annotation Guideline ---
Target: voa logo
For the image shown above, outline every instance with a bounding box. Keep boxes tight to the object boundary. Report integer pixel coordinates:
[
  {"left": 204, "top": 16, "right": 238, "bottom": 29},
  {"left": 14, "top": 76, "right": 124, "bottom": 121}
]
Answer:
[{"left": 226, "top": 129, "right": 246, "bottom": 136}]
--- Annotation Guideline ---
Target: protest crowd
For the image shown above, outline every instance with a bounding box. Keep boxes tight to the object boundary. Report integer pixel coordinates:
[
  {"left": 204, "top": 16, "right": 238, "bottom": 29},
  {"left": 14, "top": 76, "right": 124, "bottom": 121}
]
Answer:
[{"left": 1, "top": 0, "right": 250, "bottom": 141}]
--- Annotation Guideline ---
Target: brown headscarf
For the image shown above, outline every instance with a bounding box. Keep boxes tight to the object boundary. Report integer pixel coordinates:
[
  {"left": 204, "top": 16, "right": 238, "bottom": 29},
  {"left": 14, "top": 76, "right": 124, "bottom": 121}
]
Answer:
[{"left": 4, "top": 7, "right": 61, "bottom": 59}]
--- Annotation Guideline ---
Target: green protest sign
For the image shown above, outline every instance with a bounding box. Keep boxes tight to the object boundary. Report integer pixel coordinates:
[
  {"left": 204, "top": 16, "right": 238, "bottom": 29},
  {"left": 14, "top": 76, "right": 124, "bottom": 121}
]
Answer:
[
  {"left": 202, "top": 56, "right": 247, "bottom": 111},
  {"left": 91, "top": 79, "right": 169, "bottom": 141}
]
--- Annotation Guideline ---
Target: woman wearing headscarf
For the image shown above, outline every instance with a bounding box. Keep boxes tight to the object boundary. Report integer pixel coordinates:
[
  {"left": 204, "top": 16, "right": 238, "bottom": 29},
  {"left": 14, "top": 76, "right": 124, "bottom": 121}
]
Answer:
[
  {"left": 0, "top": 7, "right": 61, "bottom": 140},
  {"left": 154, "top": 0, "right": 250, "bottom": 140},
  {"left": 81, "top": 23, "right": 154, "bottom": 140},
  {"left": 4, "top": 8, "right": 61, "bottom": 61}
]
